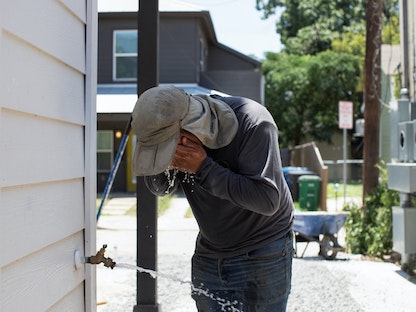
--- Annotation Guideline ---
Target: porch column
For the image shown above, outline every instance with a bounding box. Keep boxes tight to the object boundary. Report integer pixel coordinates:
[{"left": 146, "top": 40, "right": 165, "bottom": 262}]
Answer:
[{"left": 133, "top": 0, "right": 159, "bottom": 311}]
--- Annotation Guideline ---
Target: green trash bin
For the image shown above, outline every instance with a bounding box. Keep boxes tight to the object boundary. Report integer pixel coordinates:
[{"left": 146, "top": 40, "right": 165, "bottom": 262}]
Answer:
[{"left": 298, "top": 175, "right": 321, "bottom": 211}]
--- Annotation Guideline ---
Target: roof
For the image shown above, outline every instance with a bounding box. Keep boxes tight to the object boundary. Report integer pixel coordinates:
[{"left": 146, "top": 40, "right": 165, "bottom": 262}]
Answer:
[
  {"left": 98, "top": 0, "right": 204, "bottom": 13},
  {"left": 98, "top": 1, "right": 261, "bottom": 66},
  {"left": 97, "top": 84, "right": 228, "bottom": 113}
]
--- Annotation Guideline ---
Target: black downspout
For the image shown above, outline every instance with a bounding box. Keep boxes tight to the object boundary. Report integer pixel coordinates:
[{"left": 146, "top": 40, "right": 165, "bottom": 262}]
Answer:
[{"left": 133, "top": 0, "right": 159, "bottom": 311}]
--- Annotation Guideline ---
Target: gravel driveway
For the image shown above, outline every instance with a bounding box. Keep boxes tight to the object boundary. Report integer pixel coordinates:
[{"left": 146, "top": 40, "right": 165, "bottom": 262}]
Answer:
[{"left": 96, "top": 197, "right": 416, "bottom": 312}]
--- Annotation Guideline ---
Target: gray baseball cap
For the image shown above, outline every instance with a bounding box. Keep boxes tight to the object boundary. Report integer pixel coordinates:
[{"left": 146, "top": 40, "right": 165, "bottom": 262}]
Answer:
[{"left": 131, "top": 85, "right": 238, "bottom": 176}]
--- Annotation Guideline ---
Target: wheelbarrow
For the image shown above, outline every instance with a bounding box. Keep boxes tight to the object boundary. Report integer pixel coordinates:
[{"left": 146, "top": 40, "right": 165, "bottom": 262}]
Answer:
[{"left": 293, "top": 211, "right": 349, "bottom": 260}]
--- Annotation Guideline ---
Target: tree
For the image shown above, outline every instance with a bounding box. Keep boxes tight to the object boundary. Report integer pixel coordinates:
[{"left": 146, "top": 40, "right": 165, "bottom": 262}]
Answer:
[
  {"left": 332, "top": 32, "right": 366, "bottom": 92},
  {"left": 256, "top": 0, "right": 399, "bottom": 54},
  {"left": 256, "top": 0, "right": 366, "bottom": 55},
  {"left": 257, "top": 0, "right": 399, "bottom": 200},
  {"left": 263, "top": 51, "right": 360, "bottom": 147},
  {"left": 382, "top": 14, "right": 400, "bottom": 44}
]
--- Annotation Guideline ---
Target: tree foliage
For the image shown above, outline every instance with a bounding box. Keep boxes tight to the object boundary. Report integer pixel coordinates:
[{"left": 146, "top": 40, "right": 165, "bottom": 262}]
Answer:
[
  {"left": 382, "top": 14, "right": 400, "bottom": 44},
  {"left": 256, "top": 0, "right": 399, "bottom": 146},
  {"left": 256, "top": 0, "right": 399, "bottom": 55},
  {"left": 256, "top": 0, "right": 366, "bottom": 55},
  {"left": 332, "top": 32, "right": 366, "bottom": 91},
  {"left": 263, "top": 51, "right": 361, "bottom": 146}
]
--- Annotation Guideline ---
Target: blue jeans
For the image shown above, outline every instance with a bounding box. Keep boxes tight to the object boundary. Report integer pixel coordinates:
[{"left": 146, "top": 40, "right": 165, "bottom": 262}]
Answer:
[{"left": 191, "top": 232, "right": 293, "bottom": 312}]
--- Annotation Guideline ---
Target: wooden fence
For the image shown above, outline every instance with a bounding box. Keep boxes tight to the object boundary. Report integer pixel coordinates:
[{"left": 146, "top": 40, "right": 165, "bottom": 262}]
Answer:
[{"left": 290, "top": 142, "right": 328, "bottom": 210}]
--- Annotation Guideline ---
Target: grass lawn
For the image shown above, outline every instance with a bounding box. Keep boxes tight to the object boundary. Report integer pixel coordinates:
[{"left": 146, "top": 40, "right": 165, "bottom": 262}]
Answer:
[
  {"left": 293, "top": 182, "right": 362, "bottom": 211},
  {"left": 96, "top": 194, "right": 173, "bottom": 217},
  {"left": 122, "top": 195, "right": 173, "bottom": 216},
  {"left": 326, "top": 182, "right": 362, "bottom": 199},
  {"left": 97, "top": 182, "right": 363, "bottom": 216}
]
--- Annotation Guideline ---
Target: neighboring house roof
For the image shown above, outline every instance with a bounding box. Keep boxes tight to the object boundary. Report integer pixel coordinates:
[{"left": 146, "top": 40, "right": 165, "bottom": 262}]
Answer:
[
  {"left": 97, "top": 84, "right": 228, "bottom": 113},
  {"left": 98, "top": 0, "right": 205, "bottom": 13},
  {"left": 96, "top": 0, "right": 261, "bottom": 114},
  {"left": 98, "top": 0, "right": 261, "bottom": 65}
]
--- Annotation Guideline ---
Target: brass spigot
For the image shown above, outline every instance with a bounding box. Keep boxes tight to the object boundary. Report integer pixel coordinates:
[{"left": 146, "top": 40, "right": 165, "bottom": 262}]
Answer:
[{"left": 85, "top": 244, "right": 116, "bottom": 269}]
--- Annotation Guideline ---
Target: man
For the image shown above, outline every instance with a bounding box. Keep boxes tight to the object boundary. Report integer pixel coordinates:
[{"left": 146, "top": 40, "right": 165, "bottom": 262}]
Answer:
[{"left": 132, "top": 85, "right": 294, "bottom": 311}]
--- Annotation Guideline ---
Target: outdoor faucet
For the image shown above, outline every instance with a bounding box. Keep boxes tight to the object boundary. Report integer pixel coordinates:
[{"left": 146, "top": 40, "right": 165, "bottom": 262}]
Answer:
[{"left": 85, "top": 244, "right": 116, "bottom": 269}]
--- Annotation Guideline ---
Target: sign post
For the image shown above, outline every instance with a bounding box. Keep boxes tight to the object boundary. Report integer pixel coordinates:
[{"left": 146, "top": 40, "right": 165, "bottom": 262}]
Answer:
[{"left": 338, "top": 101, "right": 353, "bottom": 204}]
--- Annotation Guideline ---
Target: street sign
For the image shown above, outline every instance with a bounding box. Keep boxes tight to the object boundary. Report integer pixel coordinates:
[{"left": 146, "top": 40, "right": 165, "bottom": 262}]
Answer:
[{"left": 339, "top": 101, "right": 353, "bottom": 129}]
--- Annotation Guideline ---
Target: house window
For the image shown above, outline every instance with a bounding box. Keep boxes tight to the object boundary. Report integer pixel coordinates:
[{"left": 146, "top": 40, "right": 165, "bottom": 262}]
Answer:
[
  {"left": 97, "top": 131, "right": 114, "bottom": 172},
  {"left": 113, "top": 30, "right": 138, "bottom": 81}
]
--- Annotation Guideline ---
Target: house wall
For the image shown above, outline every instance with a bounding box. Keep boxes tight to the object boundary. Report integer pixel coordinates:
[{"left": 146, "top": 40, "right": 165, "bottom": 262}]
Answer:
[
  {"left": 96, "top": 11, "right": 263, "bottom": 193},
  {"left": 380, "top": 71, "right": 393, "bottom": 163},
  {"left": 202, "top": 45, "right": 262, "bottom": 102},
  {"left": 160, "top": 17, "right": 201, "bottom": 83},
  {"left": 0, "top": 0, "right": 96, "bottom": 311},
  {"left": 201, "top": 70, "right": 263, "bottom": 103},
  {"left": 97, "top": 12, "right": 262, "bottom": 101},
  {"left": 98, "top": 14, "right": 203, "bottom": 85},
  {"left": 98, "top": 12, "right": 137, "bottom": 84},
  {"left": 207, "top": 45, "right": 259, "bottom": 71}
]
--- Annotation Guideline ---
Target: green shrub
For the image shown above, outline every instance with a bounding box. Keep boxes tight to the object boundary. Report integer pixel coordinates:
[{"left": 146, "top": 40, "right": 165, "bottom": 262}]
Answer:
[
  {"left": 343, "top": 202, "right": 365, "bottom": 254},
  {"left": 344, "top": 164, "right": 400, "bottom": 258}
]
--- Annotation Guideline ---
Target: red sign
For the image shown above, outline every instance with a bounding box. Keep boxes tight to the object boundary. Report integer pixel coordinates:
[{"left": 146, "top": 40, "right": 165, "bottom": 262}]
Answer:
[{"left": 338, "top": 101, "right": 353, "bottom": 129}]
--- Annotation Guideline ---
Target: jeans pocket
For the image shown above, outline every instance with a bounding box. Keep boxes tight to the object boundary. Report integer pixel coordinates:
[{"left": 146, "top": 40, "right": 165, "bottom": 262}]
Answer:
[{"left": 246, "top": 233, "right": 293, "bottom": 260}]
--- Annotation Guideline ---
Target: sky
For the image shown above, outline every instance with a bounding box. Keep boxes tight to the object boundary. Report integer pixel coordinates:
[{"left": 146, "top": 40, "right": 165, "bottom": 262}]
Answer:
[{"left": 184, "top": 0, "right": 283, "bottom": 59}]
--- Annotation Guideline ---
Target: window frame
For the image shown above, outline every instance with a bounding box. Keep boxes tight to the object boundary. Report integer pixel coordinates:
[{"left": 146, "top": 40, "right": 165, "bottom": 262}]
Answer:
[
  {"left": 97, "top": 130, "right": 114, "bottom": 173},
  {"left": 113, "top": 29, "right": 138, "bottom": 81}
]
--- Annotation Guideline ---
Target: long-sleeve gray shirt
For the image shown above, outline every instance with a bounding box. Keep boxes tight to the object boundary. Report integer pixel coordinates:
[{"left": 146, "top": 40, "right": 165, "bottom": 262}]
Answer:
[{"left": 145, "top": 95, "right": 294, "bottom": 258}]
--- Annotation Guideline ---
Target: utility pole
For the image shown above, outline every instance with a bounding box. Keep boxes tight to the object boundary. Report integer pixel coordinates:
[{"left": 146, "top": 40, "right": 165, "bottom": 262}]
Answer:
[{"left": 363, "top": 0, "right": 383, "bottom": 199}]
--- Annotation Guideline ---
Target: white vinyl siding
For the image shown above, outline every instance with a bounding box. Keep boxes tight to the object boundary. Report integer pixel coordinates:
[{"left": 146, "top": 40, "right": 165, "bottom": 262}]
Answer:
[{"left": 0, "top": 0, "right": 97, "bottom": 311}]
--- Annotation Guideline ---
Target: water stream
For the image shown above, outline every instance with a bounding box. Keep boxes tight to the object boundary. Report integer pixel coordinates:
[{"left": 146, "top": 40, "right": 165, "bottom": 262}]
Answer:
[
  {"left": 164, "top": 169, "right": 179, "bottom": 193},
  {"left": 115, "top": 262, "right": 242, "bottom": 312}
]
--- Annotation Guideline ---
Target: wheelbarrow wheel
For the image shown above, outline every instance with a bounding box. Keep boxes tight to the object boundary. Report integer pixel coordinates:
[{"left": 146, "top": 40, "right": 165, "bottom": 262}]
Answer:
[{"left": 319, "top": 235, "right": 338, "bottom": 260}]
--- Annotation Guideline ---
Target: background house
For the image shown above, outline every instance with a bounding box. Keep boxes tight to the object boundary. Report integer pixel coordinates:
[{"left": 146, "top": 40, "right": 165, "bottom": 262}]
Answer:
[
  {"left": 0, "top": 0, "right": 96, "bottom": 311},
  {"left": 97, "top": 1, "right": 263, "bottom": 193}
]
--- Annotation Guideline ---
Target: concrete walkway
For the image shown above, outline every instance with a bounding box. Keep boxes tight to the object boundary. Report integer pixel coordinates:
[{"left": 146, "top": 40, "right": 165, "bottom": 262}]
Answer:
[
  {"left": 96, "top": 196, "right": 197, "bottom": 311},
  {"left": 95, "top": 195, "right": 416, "bottom": 312}
]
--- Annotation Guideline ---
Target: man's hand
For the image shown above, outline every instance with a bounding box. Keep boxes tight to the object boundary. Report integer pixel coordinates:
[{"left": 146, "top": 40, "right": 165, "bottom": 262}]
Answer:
[{"left": 170, "top": 131, "right": 206, "bottom": 173}]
